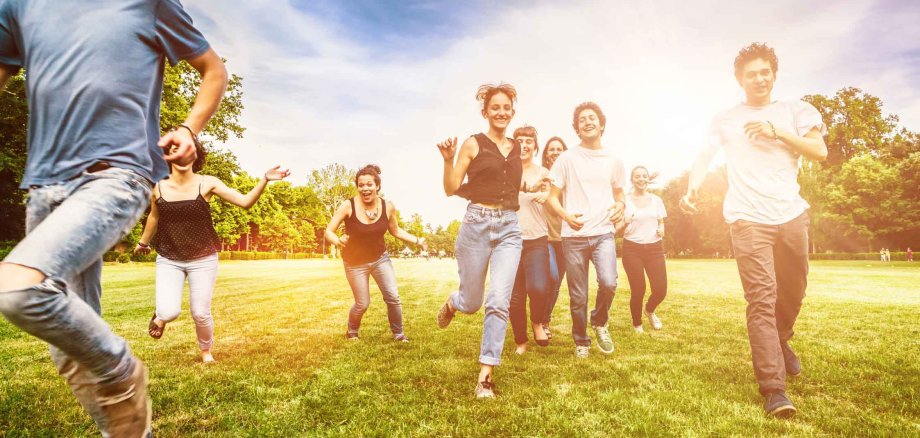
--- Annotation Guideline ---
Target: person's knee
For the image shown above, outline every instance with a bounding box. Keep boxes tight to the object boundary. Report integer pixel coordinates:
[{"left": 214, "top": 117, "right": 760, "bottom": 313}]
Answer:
[
  {"left": 484, "top": 303, "right": 509, "bottom": 321},
  {"left": 0, "top": 263, "right": 46, "bottom": 293},
  {"left": 158, "top": 307, "right": 181, "bottom": 322},
  {"left": 190, "top": 309, "right": 212, "bottom": 325},
  {"left": 352, "top": 301, "right": 370, "bottom": 314}
]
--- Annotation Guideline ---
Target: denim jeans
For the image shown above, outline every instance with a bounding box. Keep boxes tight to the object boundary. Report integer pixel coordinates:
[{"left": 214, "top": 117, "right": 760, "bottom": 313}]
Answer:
[
  {"left": 344, "top": 253, "right": 403, "bottom": 336},
  {"left": 450, "top": 204, "right": 522, "bottom": 366},
  {"left": 0, "top": 167, "right": 151, "bottom": 428},
  {"left": 545, "top": 240, "right": 566, "bottom": 324},
  {"left": 622, "top": 239, "right": 668, "bottom": 326},
  {"left": 156, "top": 253, "right": 219, "bottom": 351},
  {"left": 510, "top": 237, "right": 550, "bottom": 344},
  {"left": 730, "top": 212, "right": 809, "bottom": 395},
  {"left": 562, "top": 232, "right": 618, "bottom": 347}
]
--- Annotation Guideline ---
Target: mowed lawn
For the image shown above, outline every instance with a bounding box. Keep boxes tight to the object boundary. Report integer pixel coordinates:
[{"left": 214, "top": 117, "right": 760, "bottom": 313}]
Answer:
[{"left": 1, "top": 258, "right": 918, "bottom": 436}]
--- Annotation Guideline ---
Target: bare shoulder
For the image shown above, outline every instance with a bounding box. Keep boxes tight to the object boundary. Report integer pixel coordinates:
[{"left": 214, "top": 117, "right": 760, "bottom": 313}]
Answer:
[{"left": 459, "top": 135, "right": 480, "bottom": 157}]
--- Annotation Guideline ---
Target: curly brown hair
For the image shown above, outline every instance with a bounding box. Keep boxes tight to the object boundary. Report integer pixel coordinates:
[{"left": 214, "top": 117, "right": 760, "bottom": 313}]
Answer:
[
  {"left": 355, "top": 164, "right": 382, "bottom": 191},
  {"left": 476, "top": 82, "right": 517, "bottom": 111},
  {"left": 571, "top": 102, "right": 606, "bottom": 135},
  {"left": 734, "top": 42, "right": 778, "bottom": 79}
]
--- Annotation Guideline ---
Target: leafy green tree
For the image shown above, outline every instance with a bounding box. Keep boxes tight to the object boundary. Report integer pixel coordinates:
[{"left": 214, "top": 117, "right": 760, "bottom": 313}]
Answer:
[
  {"left": 802, "top": 87, "right": 899, "bottom": 166},
  {"left": 0, "top": 71, "right": 27, "bottom": 240},
  {"left": 308, "top": 163, "right": 357, "bottom": 255},
  {"left": 660, "top": 169, "right": 730, "bottom": 257}
]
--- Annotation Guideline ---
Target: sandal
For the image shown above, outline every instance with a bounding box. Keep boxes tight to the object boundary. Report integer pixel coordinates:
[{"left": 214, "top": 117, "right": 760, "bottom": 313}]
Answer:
[{"left": 147, "top": 313, "right": 165, "bottom": 339}]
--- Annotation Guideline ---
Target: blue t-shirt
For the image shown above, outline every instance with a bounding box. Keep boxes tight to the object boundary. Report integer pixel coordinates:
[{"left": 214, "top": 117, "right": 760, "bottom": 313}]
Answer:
[{"left": 0, "top": 0, "right": 210, "bottom": 188}]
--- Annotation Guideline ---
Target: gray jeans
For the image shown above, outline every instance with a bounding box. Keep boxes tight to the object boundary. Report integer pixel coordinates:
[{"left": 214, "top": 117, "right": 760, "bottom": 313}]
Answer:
[
  {"left": 156, "top": 253, "right": 219, "bottom": 351},
  {"left": 344, "top": 253, "right": 403, "bottom": 336},
  {"left": 0, "top": 167, "right": 151, "bottom": 428},
  {"left": 563, "top": 233, "right": 618, "bottom": 347},
  {"left": 730, "top": 212, "right": 809, "bottom": 395}
]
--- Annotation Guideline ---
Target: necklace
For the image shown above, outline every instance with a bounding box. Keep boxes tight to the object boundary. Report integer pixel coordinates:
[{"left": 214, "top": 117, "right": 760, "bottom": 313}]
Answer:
[{"left": 364, "top": 199, "right": 379, "bottom": 220}]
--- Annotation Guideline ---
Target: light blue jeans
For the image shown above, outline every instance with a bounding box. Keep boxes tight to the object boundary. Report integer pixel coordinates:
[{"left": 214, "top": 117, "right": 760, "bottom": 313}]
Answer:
[
  {"left": 0, "top": 167, "right": 151, "bottom": 427},
  {"left": 450, "top": 204, "right": 522, "bottom": 366},
  {"left": 344, "top": 253, "right": 403, "bottom": 337},
  {"left": 562, "top": 232, "right": 618, "bottom": 347},
  {"left": 156, "top": 253, "right": 219, "bottom": 351}
]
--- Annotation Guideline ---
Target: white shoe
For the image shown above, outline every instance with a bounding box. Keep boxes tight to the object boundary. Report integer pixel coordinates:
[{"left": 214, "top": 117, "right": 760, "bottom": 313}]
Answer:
[
  {"left": 634, "top": 325, "right": 644, "bottom": 334},
  {"left": 645, "top": 310, "right": 662, "bottom": 330},
  {"left": 575, "top": 345, "right": 590, "bottom": 359}
]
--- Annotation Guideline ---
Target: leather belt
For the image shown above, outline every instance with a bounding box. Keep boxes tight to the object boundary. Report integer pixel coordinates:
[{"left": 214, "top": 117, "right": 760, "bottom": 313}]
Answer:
[{"left": 86, "top": 161, "right": 112, "bottom": 173}]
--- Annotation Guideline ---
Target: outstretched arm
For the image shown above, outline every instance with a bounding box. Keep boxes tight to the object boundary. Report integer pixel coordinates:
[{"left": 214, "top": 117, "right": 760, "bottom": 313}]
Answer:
[
  {"left": 324, "top": 201, "right": 352, "bottom": 249},
  {"left": 387, "top": 201, "right": 427, "bottom": 249},
  {"left": 158, "top": 48, "right": 229, "bottom": 166},
  {"left": 208, "top": 166, "right": 290, "bottom": 209},
  {"left": 439, "top": 136, "right": 478, "bottom": 196}
]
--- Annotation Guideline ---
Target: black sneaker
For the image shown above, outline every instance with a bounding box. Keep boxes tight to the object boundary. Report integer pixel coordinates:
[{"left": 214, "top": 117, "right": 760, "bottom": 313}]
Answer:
[
  {"left": 436, "top": 298, "right": 456, "bottom": 328},
  {"left": 764, "top": 392, "right": 797, "bottom": 418},
  {"left": 781, "top": 341, "right": 801, "bottom": 376}
]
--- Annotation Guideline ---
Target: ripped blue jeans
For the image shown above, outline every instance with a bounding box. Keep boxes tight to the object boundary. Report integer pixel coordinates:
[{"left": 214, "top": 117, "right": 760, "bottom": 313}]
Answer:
[{"left": 0, "top": 167, "right": 151, "bottom": 426}]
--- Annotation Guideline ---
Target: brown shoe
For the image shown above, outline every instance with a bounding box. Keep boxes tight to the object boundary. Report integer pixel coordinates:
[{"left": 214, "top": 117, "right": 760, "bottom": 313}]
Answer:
[
  {"left": 96, "top": 358, "right": 152, "bottom": 438},
  {"left": 436, "top": 298, "right": 456, "bottom": 329},
  {"left": 147, "top": 313, "right": 165, "bottom": 339}
]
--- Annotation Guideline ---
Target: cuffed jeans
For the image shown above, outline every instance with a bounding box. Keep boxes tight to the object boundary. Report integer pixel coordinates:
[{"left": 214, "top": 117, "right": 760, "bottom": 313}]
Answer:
[
  {"left": 545, "top": 240, "right": 566, "bottom": 324},
  {"left": 450, "top": 204, "right": 522, "bottom": 366},
  {"left": 344, "top": 253, "right": 403, "bottom": 336},
  {"left": 622, "top": 239, "right": 668, "bottom": 327},
  {"left": 156, "top": 253, "right": 219, "bottom": 351},
  {"left": 509, "top": 236, "right": 550, "bottom": 344},
  {"left": 730, "top": 212, "right": 809, "bottom": 396},
  {"left": 0, "top": 167, "right": 151, "bottom": 428},
  {"left": 563, "top": 233, "right": 618, "bottom": 347}
]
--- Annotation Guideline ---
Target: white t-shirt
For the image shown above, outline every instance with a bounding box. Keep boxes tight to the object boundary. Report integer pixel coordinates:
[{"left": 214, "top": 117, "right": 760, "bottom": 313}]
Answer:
[
  {"left": 624, "top": 193, "right": 667, "bottom": 244},
  {"left": 517, "top": 170, "right": 549, "bottom": 240},
  {"left": 549, "top": 145, "right": 626, "bottom": 237},
  {"left": 704, "top": 100, "right": 826, "bottom": 225}
]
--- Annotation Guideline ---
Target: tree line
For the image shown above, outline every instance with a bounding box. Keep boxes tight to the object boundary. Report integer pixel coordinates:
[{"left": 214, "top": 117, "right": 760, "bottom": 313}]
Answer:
[{"left": 2, "top": 63, "right": 917, "bottom": 256}]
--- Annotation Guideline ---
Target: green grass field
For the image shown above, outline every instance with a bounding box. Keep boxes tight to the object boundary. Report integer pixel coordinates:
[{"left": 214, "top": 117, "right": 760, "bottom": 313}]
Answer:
[{"left": 1, "top": 259, "right": 918, "bottom": 436}]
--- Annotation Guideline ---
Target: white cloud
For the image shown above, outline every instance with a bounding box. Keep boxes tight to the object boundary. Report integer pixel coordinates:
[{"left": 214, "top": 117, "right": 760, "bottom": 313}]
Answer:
[{"left": 188, "top": 0, "right": 920, "bottom": 227}]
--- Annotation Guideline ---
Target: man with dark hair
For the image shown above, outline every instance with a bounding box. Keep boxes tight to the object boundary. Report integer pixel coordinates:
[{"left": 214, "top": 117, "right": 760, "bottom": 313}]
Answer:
[
  {"left": 681, "top": 42, "right": 827, "bottom": 418},
  {"left": 545, "top": 101, "right": 626, "bottom": 359},
  {"left": 0, "top": 1, "right": 228, "bottom": 435}
]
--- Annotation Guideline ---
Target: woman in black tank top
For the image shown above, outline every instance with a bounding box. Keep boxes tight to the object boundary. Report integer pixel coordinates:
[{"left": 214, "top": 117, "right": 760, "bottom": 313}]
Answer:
[
  {"left": 323, "top": 165, "right": 426, "bottom": 342},
  {"left": 134, "top": 141, "right": 290, "bottom": 363},
  {"left": 434, "top": 83, "right": 524, "bottom": 399}
]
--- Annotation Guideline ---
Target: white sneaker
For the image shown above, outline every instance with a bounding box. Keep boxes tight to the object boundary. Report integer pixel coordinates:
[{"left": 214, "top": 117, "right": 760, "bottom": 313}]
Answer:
[
  {"left": 592, "top": 325, "right": 615, "bottom": 354},
  {"left": 645, "top": 310, "right": 662, "bottom": 330},
  {"left": 575, "top": 345, "right": 590, "bottom": 359},
  {"left": 634, "top": 325, "right": 644, "bottom": 334}
]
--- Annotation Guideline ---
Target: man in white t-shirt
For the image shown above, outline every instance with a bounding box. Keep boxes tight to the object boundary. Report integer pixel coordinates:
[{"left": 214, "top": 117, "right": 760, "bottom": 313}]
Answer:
[
  {"left": 681, "top": 43, "right": 828, "bottom": 419},
  {"left": 546, "top": 102, "right": 626, "bottom": 358}
]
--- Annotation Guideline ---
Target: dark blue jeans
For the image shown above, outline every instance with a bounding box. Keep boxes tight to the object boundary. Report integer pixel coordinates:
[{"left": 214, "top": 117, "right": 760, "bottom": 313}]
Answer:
[
  {"left": 563, "top": 233, "right": 618, "bottom": 347},
  {"left": 509, "top": 236, "right": 550, "bottom": 344},
  {"left": 545, "top": 240, "right": 566, "bottom": 324}
]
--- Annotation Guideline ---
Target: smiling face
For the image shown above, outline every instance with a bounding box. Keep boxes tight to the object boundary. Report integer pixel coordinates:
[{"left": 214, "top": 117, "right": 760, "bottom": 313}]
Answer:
[
  {"left": 576, "top": 108, "right": 604, "bottom": 140},
  {"left": 631, "top": 167, "right": 650, "bottom": 191},
  {"left": 356, "top": 174, "right": 379, "bottom": 203},
  {"left": 737, "top": 57, "right": 775, "bottom": 104},
  {"left": 482, "top": 91, "right": 515, "bottom": 131},
  {"left": 516, "top": 135, "right": 537, "bottom": 161},
  {"left": 545, "top": 140, "right": 565, "bottom": 166}
]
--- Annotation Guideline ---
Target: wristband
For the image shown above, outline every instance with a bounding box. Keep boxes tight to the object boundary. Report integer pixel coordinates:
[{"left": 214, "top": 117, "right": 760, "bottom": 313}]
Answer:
[{"left": 138, "top": 242, "right": 150, "bottom": 248}]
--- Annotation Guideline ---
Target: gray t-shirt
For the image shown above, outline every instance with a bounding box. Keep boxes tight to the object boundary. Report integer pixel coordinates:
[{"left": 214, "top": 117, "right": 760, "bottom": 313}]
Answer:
[{"left": 0, "top": 0, "right": 210, "bottom": 188}]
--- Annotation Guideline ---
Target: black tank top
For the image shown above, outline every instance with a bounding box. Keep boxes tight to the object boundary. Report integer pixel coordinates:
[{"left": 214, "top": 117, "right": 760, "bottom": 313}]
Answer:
[
  {"left": 454, "top": 133, "right": 522, "bottom": 210},
  {"left": 341, "top": 198, "right": 389, "bottom": 265},
  {"left": 151, "top": 178, "right": 221, "bottom": 261}
]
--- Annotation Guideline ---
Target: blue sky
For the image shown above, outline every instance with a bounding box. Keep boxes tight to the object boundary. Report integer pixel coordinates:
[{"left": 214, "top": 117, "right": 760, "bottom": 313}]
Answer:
[{"left": 186, "top": 0, "right": 920, "bottom": 227}]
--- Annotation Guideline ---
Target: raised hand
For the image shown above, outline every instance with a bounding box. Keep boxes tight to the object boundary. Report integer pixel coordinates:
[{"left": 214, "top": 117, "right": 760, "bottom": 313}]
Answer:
[
  {"left": 264, "top": 165, "right": 291, "bottom": 181},
  {"left": 437, "top": 137, "right": 458, "bottom": 162},
  {"left": 158, "top": 127, "right": 197, "bottom": 166}
]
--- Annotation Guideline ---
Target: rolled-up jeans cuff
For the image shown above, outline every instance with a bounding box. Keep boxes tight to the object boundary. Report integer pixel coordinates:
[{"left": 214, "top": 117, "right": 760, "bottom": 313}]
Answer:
[{"left": 479, "top": 355, "right": 501, "bottom": 366}]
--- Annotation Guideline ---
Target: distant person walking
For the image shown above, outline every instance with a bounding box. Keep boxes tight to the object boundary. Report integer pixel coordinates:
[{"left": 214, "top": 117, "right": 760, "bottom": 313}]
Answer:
[
  {"left": 435, "top": 83, "right": 523, "bottom": 398},
  {"left": 621, "top": 166, "right": 668, "bottom": 334},
  {"left": 324, "top": 165, "right": 426, "bottom": 342},
  {"left": 136, "top": 143, "right": 290, "bottom": 363},
  {"left": 681, "top": 43, "right": 828, "bottom": 418},
  {"left": 908, "top": 247, "right": 913, "bottom": 262},
  {"left": 541, "top": 136, "right": 568, "bottom": 339}
]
